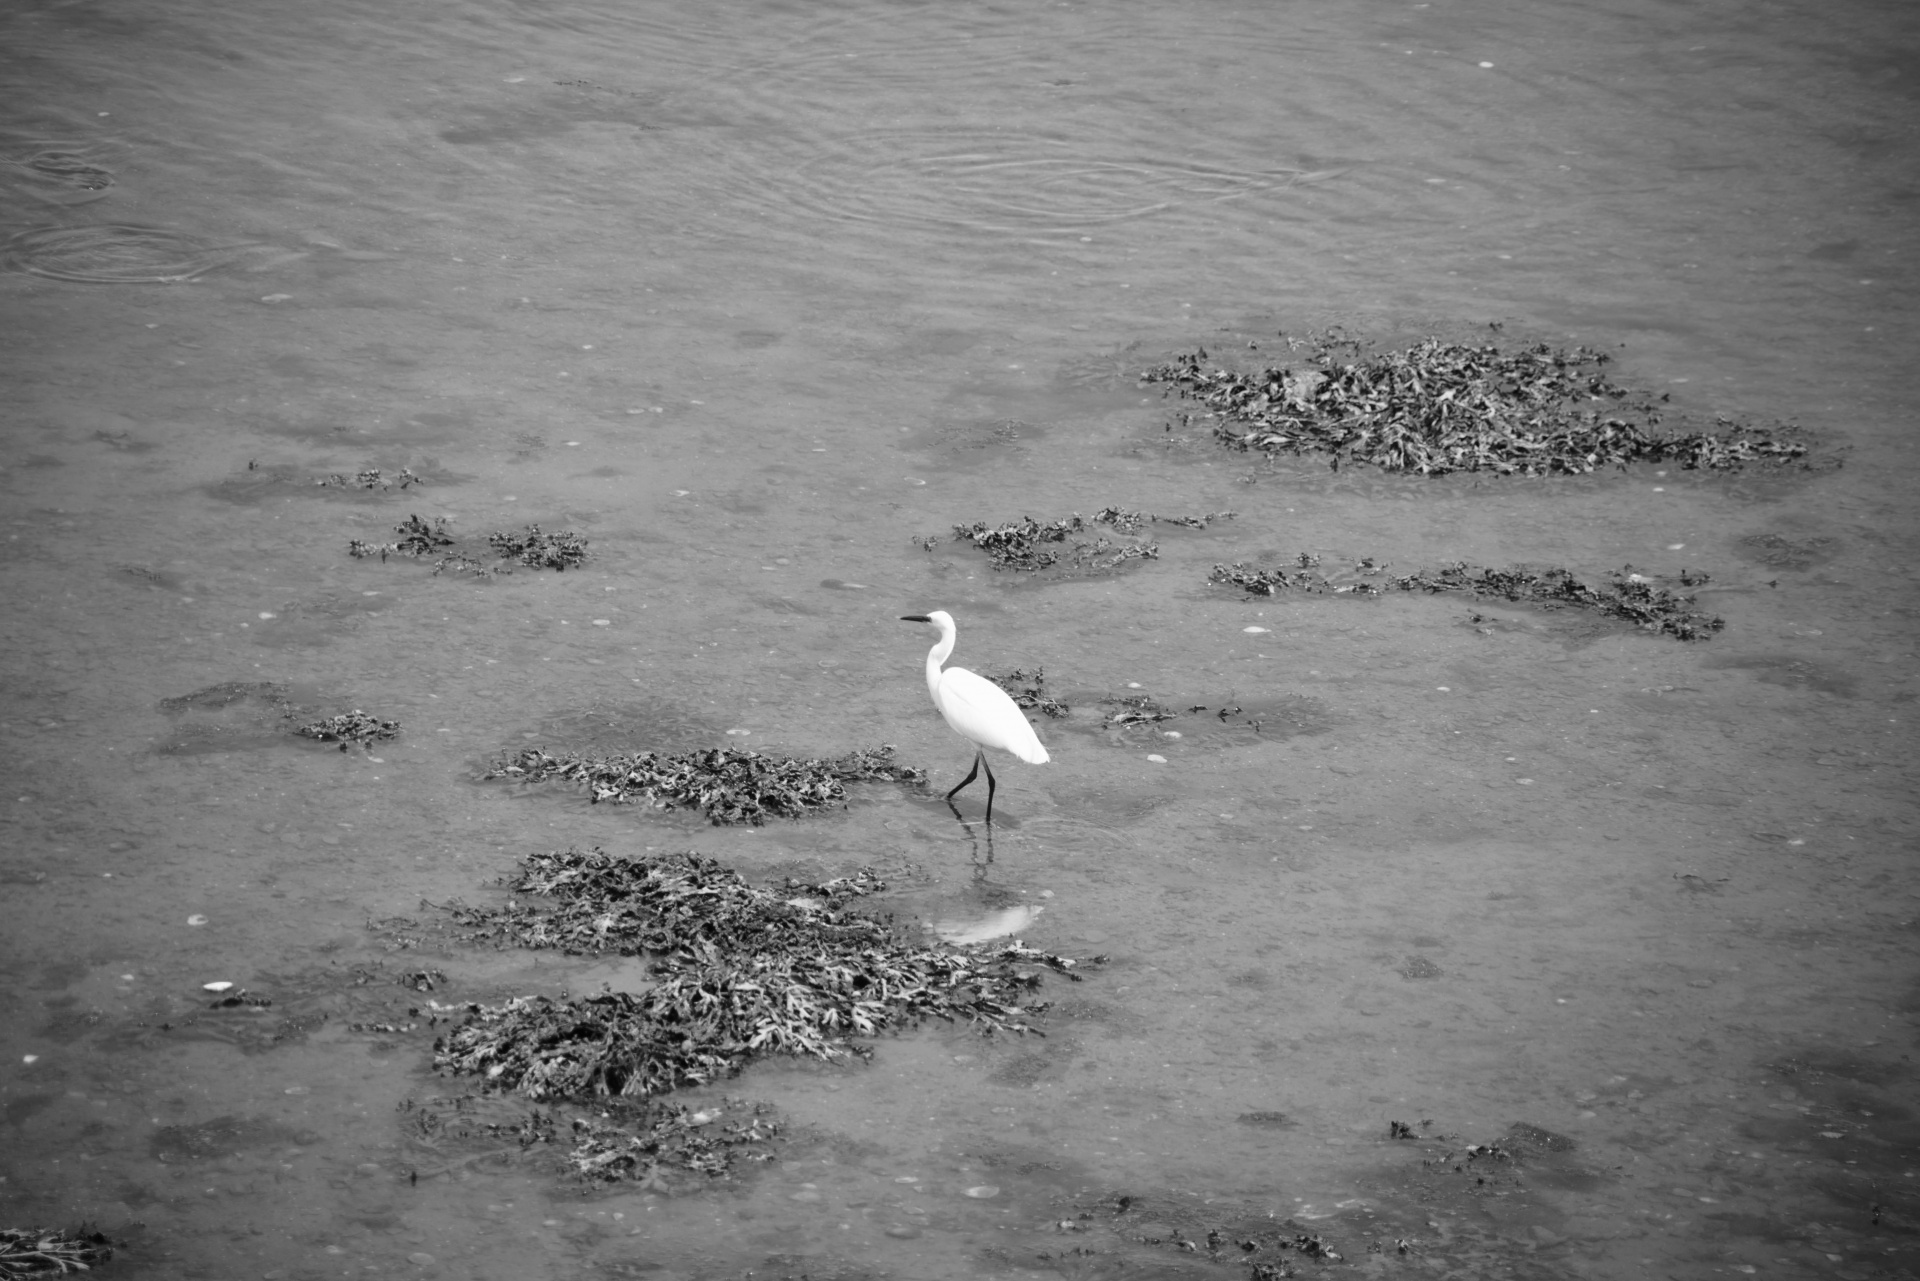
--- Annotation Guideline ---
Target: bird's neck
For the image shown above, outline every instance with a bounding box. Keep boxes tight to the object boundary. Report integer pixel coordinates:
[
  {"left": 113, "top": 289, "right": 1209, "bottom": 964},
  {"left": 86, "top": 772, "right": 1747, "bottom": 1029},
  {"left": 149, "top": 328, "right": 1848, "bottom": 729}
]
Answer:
[{"left": 924, "top": 632, "right": 953, "bottom": 699}]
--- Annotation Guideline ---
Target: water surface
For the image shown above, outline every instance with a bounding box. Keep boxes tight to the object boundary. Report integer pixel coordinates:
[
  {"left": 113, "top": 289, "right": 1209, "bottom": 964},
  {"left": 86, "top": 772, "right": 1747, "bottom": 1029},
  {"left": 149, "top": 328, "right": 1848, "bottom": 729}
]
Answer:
[{"left": 2, "top": 0, "right": 1917, "bottom": 1278}]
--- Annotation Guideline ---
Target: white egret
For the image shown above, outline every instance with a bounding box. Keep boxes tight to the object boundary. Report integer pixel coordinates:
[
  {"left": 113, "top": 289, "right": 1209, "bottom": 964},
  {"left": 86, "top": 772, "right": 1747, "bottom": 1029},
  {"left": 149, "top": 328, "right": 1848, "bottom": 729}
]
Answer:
[{"left": 901, "top": 610, "right": 1049, "bottom": 823}]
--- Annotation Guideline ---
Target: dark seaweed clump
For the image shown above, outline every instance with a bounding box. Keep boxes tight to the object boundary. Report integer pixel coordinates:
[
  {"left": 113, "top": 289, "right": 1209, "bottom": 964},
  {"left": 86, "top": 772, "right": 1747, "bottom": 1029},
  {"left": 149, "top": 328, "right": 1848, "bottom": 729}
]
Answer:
[
  {"left": 433, "top": 848, "right": 1098, "bottom": 1100},
  {"left": 294, "top": 710, "right": 401, "bottom": 750},
  {"left": 1144, "top": 334, "right": 1809, "bottom": 476},
  {"left": 484, "top": 745, "right": 927, "bottom": 825},
  {"left": 0, "top": 1226, "right": 113, "bottom": 1278},
  {"left": 952, "top": 507, "right": 1232, "bottom": 572},
  {"left": 348, "top": 514, "right": 454, "bottom": 561},
  {"left": 487, "top": 524, "right": 588, "bottom": 571},
  {"left": 990, "top": 668, "right": 1070, "bottom": 718},
  {"left": 348, "top": 516, "right": 587, "bottom": 574},
  {"left": 1209, "top": 558, "right": 1724, "bottom": 641}
]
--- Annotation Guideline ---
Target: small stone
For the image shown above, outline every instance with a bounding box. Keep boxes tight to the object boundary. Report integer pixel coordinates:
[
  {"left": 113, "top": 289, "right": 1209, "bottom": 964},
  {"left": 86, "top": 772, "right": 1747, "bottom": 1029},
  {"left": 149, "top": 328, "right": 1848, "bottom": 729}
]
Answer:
[
  {"left": 964, "top": 1185, "right": 1000, "bottom": 1199},
  {"left": 407, "top": 1252, "right": 435, "bottom": 1266},
  {"left": 885, "top": 1226, "right": 921, "bottom": 1239}
]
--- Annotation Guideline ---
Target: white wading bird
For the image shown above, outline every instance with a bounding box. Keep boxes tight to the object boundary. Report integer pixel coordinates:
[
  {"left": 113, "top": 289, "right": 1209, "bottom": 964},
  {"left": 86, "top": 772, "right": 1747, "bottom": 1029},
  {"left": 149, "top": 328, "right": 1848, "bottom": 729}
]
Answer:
[{"left": 900, "top": 610, "right": 1049, "bottom": 823}]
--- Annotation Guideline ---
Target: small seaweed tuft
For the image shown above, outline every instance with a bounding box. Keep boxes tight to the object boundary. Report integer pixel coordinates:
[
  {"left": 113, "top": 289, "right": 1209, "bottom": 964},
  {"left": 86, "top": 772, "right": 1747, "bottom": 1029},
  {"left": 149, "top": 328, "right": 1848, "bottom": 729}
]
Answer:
[{"left": 295, "top": 710, "right": 401, "bottom": 750}]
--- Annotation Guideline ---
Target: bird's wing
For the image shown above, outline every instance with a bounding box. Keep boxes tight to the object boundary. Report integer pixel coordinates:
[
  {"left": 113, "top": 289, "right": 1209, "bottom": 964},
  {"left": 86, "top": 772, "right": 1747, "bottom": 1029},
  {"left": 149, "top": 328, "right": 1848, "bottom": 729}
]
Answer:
[{"left": 937, "top": 667, "right": 1050, "bottom": 763}]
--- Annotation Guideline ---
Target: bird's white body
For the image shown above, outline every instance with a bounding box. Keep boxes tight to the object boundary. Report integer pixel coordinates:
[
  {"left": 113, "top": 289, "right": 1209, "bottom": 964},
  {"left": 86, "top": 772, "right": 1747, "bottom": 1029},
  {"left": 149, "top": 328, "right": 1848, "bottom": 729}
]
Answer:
[
  {"left": 902, "top": 610, "right": 1047, "bottom": 821},
  {"left": 924, "top": 647, "right": 1049, "bottom": 766}
]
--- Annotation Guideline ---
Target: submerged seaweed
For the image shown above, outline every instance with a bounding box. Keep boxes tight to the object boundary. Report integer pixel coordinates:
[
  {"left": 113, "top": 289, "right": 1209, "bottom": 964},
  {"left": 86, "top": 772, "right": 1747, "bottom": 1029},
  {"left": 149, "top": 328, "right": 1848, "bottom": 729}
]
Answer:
[
  {"left": 565, "top": 1098, "right": 781, "bottom": 1186},
  {"left": 1145, "top": 334, "right": 1809, "bottom": 476},
  {"left": 1209, "top": 558, "right": 1723, "bottom": 641},
  {"left": 399, "top": 1092, "right": 780, "bottom": 1188},
  {"left": 483, "top": 745, "right": 927, "bottom": 825},
  {"left": 433, "top": 848, "right": 1099, "bottom": 1101}
]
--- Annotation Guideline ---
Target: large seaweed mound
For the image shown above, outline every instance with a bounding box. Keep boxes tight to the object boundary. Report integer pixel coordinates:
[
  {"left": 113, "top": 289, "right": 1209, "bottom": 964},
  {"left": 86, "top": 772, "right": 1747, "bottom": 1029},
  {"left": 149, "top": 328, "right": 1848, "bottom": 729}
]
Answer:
[
  {"left": 1145, "top": 334, "right": 1808, "bottom": 476},
  {"left": 434, "top": 848, "right": 1097, "bottom": 1101}
]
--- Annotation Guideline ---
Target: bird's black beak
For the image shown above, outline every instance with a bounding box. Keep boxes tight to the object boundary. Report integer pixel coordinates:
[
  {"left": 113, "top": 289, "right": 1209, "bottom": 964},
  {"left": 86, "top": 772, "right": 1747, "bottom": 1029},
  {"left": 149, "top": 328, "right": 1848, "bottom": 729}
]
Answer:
[{"left": 900, "top": 614, "right": 932, "bottom": 623}]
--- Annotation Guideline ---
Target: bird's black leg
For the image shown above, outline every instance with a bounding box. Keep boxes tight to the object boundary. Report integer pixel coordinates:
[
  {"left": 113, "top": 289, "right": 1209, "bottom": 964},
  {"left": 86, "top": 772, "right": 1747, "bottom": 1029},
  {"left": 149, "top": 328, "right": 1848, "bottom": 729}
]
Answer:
[
  {"left": 945, "top": 750, "right": 983, "bottom": 814},
  {"left": 981, "top": 755, "right": 999, "bottom": 825}
]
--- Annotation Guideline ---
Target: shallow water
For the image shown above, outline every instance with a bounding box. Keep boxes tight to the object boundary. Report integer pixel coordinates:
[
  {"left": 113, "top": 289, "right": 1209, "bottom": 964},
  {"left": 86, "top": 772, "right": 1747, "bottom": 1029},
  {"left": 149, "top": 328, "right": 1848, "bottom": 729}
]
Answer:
[{"left": 2, "top": 0, "right": 1917, "bottom": 1278}]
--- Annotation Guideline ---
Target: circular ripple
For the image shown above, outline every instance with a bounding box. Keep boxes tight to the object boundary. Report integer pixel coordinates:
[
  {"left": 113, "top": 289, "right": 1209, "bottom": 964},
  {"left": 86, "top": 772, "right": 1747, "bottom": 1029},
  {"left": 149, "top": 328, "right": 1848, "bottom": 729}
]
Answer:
[
  {"left": 5, "top": 224, "right": 256, "bottom": 283},
  {"left": 3, "top": 147, "right": 114, "bottom": 191}
]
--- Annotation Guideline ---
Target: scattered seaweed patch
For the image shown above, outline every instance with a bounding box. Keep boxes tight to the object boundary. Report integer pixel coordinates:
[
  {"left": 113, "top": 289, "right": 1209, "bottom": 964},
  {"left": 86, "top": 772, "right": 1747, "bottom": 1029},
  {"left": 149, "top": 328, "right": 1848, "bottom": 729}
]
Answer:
[
  {"left": 316, "top": 467, "right": 420, "bottom": 491},
  {"left": 1102, "top": 693, "right": 1178, "bottom": 727},
  {"left": 990, "top": 668, "right": 1070, "bottom": 718},
  {"left": 1050, "top": 1190, "right": 1345, "bottom": 1276},
  {"left": 1206, "top": 552, "right": 1388, "bottom": 596},
  {"left": 1077, "top": 690, "right": 1335, "bottom": 748},
  {"left": 432, "top": 847, "right": 1099, "bottom": 1099},
  {"left": 950, "top": 507, "right": 1232, "bottom": 573},
  {"left": 205, "top": 460, "right": 456, "bottom": 506},
  {"left": 1145, "top": 332, "right": 1810, "bottom": 476},
  {"left": 483, "top": 745, "right": 927, "bottom": 825},
  {"left": 295, "top": 710, "right": 401, "bottom": 751},
  {"left": 0, "top": 1226, "right": 113, "bottom": 1278},
  {"left": 1209, "top": 558, "right": 1724, "bottom": 641},
  {"left": 348, "top": 516, "right": 588, "bottom": 575}
]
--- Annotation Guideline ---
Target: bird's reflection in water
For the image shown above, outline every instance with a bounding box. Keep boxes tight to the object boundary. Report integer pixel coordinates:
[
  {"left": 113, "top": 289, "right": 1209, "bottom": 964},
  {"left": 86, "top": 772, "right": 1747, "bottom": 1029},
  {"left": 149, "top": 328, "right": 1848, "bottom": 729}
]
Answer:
[{"left": 952, "top": 810, "right": 996, "bottom": 875}]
